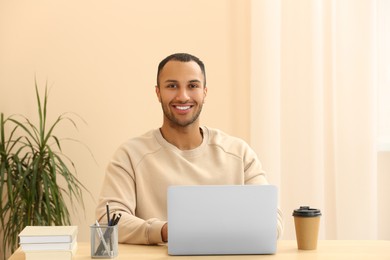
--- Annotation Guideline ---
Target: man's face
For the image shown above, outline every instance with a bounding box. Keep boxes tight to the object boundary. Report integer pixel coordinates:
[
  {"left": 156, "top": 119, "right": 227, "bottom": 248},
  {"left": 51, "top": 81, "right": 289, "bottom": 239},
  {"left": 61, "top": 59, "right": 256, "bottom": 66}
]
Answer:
[{"left": 156, "top": 60, "right": 207, "bottom": 128}]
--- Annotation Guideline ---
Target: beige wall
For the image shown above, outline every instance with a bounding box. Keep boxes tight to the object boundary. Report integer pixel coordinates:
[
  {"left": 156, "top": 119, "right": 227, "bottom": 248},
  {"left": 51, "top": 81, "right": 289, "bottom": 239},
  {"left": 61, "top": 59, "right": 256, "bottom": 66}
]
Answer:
[
  {"left": 378, "top": 152, "right": 390, "bottom": 238},
  {"left": 0, "top": 0, "right": 252, "bottom": 243},
  {"left": 2, "top": 1, "right": 390, "bottom": 253}
]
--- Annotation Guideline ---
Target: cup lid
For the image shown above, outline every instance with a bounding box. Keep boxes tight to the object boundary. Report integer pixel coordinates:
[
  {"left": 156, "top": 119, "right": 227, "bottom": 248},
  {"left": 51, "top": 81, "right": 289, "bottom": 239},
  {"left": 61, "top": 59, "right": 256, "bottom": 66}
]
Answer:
[{"left": 293, "top": 206, "right": 322, "bottom": 217}]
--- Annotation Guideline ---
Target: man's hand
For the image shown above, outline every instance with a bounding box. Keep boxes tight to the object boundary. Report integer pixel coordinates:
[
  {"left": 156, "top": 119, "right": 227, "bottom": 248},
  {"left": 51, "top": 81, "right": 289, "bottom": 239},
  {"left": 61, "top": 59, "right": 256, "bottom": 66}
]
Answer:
[{"left": 161, "top": 223, "right": 168, "bottom": 242}]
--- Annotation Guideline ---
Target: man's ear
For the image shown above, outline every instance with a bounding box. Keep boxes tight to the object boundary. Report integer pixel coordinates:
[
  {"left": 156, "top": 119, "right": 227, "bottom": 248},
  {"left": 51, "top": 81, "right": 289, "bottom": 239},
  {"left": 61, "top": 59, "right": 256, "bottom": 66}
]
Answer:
[
  {"left": 155, "top": 85, "right": 162, "bottom": 103},
  {"left": 201, "top": 86, "right": 208, "bottom": 104}
]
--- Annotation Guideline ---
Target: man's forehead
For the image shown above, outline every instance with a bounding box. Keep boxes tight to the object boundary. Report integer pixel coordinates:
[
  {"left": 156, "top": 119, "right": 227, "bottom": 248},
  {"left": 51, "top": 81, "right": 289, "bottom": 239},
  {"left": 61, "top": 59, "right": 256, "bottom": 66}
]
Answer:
[
  {"left": 159, "top": 61, "right": 204, "bottom": 80},
  {"left": 161, "top": 60, "right": 201, "bottom": 71}
]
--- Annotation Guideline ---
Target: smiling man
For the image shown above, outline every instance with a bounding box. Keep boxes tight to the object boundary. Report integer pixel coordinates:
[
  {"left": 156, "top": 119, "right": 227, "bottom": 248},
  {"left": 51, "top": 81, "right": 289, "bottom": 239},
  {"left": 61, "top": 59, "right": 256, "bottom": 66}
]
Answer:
[
  {"left": 156, "top": 56, "right": 207, "bottom": 150},
  {"left": 96, "top": 53, "right": 283, "bottom": 245}
]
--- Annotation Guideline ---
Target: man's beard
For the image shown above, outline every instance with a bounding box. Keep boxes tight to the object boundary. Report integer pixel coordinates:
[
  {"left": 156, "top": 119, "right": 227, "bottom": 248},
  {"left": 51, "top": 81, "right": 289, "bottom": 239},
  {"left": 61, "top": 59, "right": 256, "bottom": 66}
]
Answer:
[{"left": 162, "top": 102, "right": 204, "bottom": 127}]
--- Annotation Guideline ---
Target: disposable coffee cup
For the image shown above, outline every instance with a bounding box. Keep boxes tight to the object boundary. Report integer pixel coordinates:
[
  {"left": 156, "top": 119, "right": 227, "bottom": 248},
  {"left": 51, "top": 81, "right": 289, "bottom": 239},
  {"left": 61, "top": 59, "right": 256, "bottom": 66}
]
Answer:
[{"left": 293, "top": 206, "right": 321, "bottom": 250}]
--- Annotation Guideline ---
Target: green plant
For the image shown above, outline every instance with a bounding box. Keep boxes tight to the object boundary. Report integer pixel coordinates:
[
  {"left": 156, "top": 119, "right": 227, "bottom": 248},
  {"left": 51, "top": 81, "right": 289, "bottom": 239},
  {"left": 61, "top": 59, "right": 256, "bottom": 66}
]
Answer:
[{"left": 0, "top": 81, "right": 89, "bottom": 258}]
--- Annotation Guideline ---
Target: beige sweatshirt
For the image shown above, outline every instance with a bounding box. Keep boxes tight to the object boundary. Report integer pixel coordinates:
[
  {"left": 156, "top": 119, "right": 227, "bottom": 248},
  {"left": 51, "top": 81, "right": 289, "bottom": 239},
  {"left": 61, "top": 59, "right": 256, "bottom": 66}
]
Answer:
[{"left": 96, "top": 126, "right": 283, "bottom": 244}]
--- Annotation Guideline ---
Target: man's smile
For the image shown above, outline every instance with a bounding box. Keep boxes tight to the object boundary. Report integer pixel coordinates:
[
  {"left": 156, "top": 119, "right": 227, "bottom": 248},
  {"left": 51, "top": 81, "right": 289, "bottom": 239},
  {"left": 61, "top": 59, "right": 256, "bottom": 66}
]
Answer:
[
  {"left": 173, "top": 105, "right": 191, "bottom": 111},
  {"left": 173, "top": 105, "right": 193, "bottom": 112}
]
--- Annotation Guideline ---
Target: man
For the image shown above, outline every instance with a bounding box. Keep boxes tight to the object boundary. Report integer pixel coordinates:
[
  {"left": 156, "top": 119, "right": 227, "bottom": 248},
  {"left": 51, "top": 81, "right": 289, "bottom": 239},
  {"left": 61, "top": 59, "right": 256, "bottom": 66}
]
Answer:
[{"left": 96, "top": 53, "right": 283, "bottom": 244}]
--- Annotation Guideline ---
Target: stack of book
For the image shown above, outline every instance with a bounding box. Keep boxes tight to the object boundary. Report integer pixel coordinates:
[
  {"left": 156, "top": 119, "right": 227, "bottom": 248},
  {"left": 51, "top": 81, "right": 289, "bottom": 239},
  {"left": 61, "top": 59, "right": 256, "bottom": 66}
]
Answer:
[{"left": 19, "top": 226, "right": 78, "bottom": 260}]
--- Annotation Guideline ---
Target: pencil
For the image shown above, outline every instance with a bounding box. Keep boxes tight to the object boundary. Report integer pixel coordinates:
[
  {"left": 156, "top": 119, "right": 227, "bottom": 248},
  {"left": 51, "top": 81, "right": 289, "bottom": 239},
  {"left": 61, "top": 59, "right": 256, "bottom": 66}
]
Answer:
[{"left": 106, "top": 202, "right": 110, "bottom": 225}]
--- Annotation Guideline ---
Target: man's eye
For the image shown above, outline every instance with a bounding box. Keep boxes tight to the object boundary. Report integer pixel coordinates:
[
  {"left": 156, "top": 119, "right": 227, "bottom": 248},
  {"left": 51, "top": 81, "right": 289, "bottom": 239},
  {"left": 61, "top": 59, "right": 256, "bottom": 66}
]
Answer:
[
  {"left": 167, "top": 84, "right": 177, "bottom": 88},
  {"left": 189, "top": 84, "right": 198, "bottom": 89}
]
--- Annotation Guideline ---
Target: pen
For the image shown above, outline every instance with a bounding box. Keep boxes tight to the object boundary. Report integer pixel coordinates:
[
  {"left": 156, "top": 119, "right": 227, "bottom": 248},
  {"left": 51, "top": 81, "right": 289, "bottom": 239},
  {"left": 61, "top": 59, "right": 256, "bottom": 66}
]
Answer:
[
  {"left": 113, "top": 213, "right": 122, "bottom": 225},
  {"left": 109, "top": 213, "right": 116, "bottom": 226}
]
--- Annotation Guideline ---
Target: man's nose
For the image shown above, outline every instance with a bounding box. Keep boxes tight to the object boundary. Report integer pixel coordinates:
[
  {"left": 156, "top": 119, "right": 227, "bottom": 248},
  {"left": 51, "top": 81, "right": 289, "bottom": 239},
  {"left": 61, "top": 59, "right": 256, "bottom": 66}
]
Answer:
[{"left": 176, "top": 88, "right": 190, "bottom": 101}]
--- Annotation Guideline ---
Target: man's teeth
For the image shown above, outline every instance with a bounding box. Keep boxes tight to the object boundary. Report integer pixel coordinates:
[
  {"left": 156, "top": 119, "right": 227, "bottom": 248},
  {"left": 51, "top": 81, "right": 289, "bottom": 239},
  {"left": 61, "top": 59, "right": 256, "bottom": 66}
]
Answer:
[{"left": 176, "top": 106, "right": 190, "bottom": 110}]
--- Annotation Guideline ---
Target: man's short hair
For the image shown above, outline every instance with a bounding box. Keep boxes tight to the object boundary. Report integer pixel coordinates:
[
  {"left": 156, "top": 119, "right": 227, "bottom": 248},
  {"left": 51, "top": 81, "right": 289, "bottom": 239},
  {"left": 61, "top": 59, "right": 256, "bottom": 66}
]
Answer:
[{"left": 157, "top": 53, "right": 206, "bottom": 86}]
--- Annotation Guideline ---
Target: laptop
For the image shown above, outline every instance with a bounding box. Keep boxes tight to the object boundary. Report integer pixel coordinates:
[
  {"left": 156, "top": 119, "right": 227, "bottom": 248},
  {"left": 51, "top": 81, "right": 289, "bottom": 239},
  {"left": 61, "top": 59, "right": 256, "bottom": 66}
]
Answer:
[{"left": 167, "top": 185, "right": 278, "bottom": 255}]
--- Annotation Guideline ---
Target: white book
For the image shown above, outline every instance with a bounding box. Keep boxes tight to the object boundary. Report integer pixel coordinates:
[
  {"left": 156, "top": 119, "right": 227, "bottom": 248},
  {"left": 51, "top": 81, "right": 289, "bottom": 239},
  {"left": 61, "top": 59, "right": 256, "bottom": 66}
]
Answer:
[
  {"left": 21, "top": 238, "right": 77, "bottom": 251},
  {"left": 24, "top": 242, "right": 77, "bottom": 260},
  {"left": 19, "top": 226, "right": 78, "bottom": 244}
]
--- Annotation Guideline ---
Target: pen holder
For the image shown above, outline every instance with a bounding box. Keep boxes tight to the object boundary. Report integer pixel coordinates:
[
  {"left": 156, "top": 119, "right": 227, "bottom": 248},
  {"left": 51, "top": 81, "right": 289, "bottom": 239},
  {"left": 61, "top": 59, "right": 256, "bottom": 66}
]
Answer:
[{"left": 90, "top": 224, "right": 118, "bottom": 258}]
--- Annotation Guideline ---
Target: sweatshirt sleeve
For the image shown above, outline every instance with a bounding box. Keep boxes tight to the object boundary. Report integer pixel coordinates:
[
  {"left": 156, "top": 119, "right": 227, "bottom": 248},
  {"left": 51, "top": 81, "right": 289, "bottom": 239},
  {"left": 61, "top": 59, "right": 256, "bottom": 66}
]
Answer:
[
  {"left": 242, "top": 142, "right": 285, "bottom": 239},
  {"left": 95, "top": 146, "right": 166, "bottom": 245}
]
